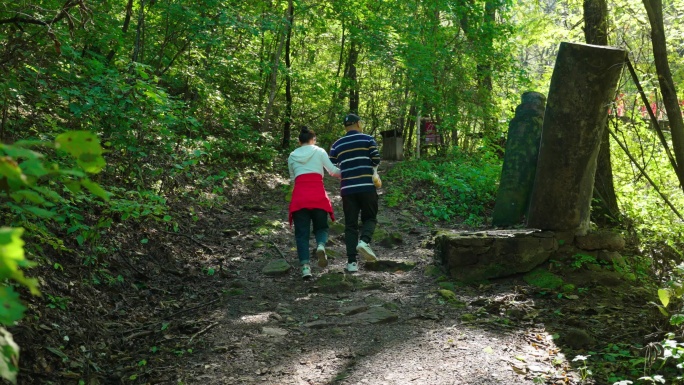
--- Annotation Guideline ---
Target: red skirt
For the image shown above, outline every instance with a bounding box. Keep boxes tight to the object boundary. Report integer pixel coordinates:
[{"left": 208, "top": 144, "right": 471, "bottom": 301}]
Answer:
[{"left": 289, "top": 173, "right": 335, "bottom": 226}]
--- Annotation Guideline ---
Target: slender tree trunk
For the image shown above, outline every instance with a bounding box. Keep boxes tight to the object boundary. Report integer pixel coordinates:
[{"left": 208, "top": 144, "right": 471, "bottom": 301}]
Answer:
[
  {"left": 460, "top": 0, "right": 497, "bottom": 139},
  {"left": 642, "top": 0, "right": 684, "bottom": 191},
  {"left": 347, "top": 40, "right": 359, "bottom": 114},
  {"left": 398, "top": 78, "right": 410, "bottom": 136},
  {"left": 282, "top": 0, "right": 294, "bottom": 148},
  {"left": 132, "top": 0, "right": 145, "bottom": 62},
  {"left": 584, "top": 0, "right": 620, "bottom": 225},
  {"left": 326, "top": 23, "right": 346, "bottom": 128},
  {"left": 478, "top": 0, "right": 496, "bottom": 139},
  {"left": 262, "top": 10, "right": 287, "bottom": 132},
  {"left": 0, "top": 96, "right": 7, "bottom": 142},
  {"left": 107, "top": 0, "right": 134, "bottom": 62},
  {"left": 405, "top": 103, "right": 416, "bottom": 157}
]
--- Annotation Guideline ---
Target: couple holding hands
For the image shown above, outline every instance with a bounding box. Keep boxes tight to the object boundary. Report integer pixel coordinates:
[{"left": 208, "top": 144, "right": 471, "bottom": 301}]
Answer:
[{"left": 288, "top": 114, "right": 382, "bottom": 278}]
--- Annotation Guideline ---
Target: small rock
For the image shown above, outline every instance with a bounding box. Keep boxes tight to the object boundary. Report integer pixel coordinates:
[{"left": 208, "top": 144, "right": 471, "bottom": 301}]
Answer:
[
  {"left": 262, "top": 259, "right": 292, "bottom": 276},
  {"left": 350, "top": 307, "right": 398, "bottom": 324},
  {"left": 364, "top": 260, "right": 415, "bottom": 272},
  {"left": 262, "top": 327, "right": 288, "bottom": 337},
  {"left": 340, "top": 305, "right": 369, "bottom": 316},
  {"left": 575, "top": 231, "right": 625, "bottom": 251},
  {"left": 527, "top": 364, "right": 548, "bottom": 373},
  {"left": 561, "top": 328, "right": 595, "bottom": 349},
  {"left": 304, "top": 320, "right": 334, "bottom": 329},
  {"left": 222, "top": 229, "right": 239, "bottom": 237},
  {"left": 598, "top": 250, "right": 626, "bottom": 266}
]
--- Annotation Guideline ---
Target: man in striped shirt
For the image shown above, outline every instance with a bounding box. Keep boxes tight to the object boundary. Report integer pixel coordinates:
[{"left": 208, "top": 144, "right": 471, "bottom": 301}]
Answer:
[{"left": 329, "top": 113, "right": 381, "bottom": 272}]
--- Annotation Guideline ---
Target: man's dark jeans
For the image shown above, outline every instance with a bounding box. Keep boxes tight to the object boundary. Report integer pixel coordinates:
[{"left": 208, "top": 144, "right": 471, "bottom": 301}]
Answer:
[
  {"left": 342, "top": 191, "right": 378, "bottom": 262},
  {"left": 292, "top": 208, "right": 329, "bottom": 265}
]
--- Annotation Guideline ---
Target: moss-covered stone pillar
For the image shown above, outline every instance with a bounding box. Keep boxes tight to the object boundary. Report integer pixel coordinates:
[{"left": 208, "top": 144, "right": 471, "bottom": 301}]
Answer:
[
  {"left": 492, "top": 92, "right": 546, "bottom": 227},
  {"left": 526, "top": 42, "right": 626, "bottom": 235}
]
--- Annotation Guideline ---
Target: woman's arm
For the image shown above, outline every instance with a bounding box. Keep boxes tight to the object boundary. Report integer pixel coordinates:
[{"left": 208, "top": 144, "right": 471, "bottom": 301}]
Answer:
[
  {"left": 288, "top": 156, "right": 296, "bottom": 183},
  {"left": 319, "top": 148, "right": 341, "bottom": 178}
]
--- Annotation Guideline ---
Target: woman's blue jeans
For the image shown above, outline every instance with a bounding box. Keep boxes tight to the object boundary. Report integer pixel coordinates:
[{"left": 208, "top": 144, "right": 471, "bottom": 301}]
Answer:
[{"left": 292, "top": 208, "right": 329, "bottom": 265}]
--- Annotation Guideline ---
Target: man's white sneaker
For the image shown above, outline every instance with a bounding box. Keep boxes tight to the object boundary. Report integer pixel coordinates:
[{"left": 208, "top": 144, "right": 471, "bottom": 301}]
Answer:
[
  {"left": 316, "top": 244, "right": 328, "bottom": 268},
  {"left": 356, "top": 240, "right": 377, "bottom": 262},
  {"left": 346, "top": 262, "right": 359, "bottom": 272},
  {"left": 301, "top": 264, "right": 312, "bottom": 279}
]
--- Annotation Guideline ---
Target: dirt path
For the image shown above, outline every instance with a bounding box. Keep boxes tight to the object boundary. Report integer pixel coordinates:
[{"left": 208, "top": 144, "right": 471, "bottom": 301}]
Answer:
[
  {"left": 21, "top": 166, "right": 653, "bottom": 385},
  {"left": 166, "top": 173, "right": 583, "bottom": 385}
]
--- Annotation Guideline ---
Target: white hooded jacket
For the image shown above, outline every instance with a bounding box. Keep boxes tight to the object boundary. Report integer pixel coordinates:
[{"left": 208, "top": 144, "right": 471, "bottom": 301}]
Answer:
[{"left": 288, "top": 145, "right": 341, "bottom": 182}]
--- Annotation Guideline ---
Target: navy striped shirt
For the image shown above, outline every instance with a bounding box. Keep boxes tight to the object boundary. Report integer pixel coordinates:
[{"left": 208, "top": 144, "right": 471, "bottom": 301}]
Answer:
[{"left": 329, "top": 130, "right": 381, "bottom": 196}]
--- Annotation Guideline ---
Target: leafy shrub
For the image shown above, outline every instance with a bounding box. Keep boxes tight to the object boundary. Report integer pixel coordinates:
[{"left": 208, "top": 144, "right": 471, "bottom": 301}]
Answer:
[
  {"left": 384, "top": 148, "right": 501, "bottom": 225},
  {"left": 0, "top": 131, "right": 106, "bottom": 382}
]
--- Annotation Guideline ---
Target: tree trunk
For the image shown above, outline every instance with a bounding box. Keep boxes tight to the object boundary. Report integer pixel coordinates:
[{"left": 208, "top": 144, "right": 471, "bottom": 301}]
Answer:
[
  {"left": 0, "top": 96, "right": 7, "bottom": 142},
  {"left": 261, "top": 10, "right": 287, "bottom": 132},
  {"left": 347, "top": 40, "right": 359, "bottom": 114},
  {"left": 526, "top": 43, "right": 626, "bottom": 235},
  {"left": 459, "top": 0, "right": 498, "bottom": 140},
  {"left": 132, "top": 0, "right": 145, "bottom": 62},
  {"left": 107, "top": 0, "right": 134, "bottom": 62},
  {"left": 642, "top": 0, "right": 684, "bottom": 191},
  {"left": 478, "top": 0, "right": 496, "bottom": 139},
  {"left": 584, "top": 0, "right": 620, "bottom": 226},
  {"left": 405, "top": 103, "right": 416, "bottom": 157},
  {"left": 282, "top": 0, "right": 294, "bottom": 148},
  {"left": 326, "top": 23, "right": 346, "bottom": 128}
]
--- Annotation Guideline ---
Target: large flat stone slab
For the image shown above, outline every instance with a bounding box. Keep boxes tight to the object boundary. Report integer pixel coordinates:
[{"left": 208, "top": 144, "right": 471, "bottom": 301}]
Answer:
[{"left": 436, "top": 229, "right": 558, "bottom": 281}]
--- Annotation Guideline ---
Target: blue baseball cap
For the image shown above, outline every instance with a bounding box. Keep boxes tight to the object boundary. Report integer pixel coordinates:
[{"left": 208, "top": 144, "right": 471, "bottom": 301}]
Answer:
[{"left": 343, "top": 114, "right": 361, "bottom": 127}]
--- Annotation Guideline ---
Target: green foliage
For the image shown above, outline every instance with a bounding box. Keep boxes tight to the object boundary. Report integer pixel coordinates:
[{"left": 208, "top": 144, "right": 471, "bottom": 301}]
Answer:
[
  {"left": 384, "top": 149, "right": 501, "bottom": 224},
  {"left": 0, "top": 131, "right": 106, "bottom": 382},
  {"left": 570, "top": 253, "right": 600, "bottom": 270},
  {"left": 523, "top": 268, "right": 564, "bottom": 290},
  {"left": 611, "top": 265, "right": 684, "bottom": 383},
  {"left": 46, "top": 294, "right": 70, "bottom": 311},
  {"left": 1, "top": 0, "right": 684, "bottom": 382},
  {"left": 0, "top": 231, "right": 30, "bottom": 383},
  {"left": 574, "top": 343, "right": 647, "bottom": 384},
  {"left": 611, "top": 118, "right": 684, "bottom": 266}
]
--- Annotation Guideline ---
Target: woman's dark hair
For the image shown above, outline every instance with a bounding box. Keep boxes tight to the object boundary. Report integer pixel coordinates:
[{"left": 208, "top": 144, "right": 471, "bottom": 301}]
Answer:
[{"left": 298, "top": 126, "right": 316, "bottom": 143}]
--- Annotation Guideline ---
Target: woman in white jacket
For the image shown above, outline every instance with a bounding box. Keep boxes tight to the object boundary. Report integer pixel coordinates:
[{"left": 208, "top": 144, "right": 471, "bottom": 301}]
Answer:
[{"left": 288, "top": 127, "right": 341, "bottom": 278}]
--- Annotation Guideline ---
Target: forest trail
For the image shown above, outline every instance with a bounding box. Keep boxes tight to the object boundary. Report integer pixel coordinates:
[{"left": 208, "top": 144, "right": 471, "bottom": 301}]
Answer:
[
  {"left": 160, "top": 167, "right": 583, "bottom": 385},
  {"left": 24, "top": 164, "right": 651, "bottom": 385}
]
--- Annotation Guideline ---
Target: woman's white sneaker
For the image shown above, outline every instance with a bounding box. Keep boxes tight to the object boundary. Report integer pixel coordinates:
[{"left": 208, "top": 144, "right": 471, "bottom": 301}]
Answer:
[
  {"left": 316, "top": 244, "right": 328, "bottom": 268},
  {"left": 301, "top": 264, "right": 312, "bottom": 279}
]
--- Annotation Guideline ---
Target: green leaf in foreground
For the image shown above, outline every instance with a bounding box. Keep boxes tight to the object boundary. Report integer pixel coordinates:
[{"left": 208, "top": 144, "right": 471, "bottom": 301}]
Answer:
[
  {"left": 81, "top": 179, "right": 111, "bottom": 201},
  {"left": 0, "top": 287, "right": 26, "bottom": 325},
  {"left": 0, "top": 228, "right": 40, "bottom": 296},
  {"left": 55, "top": 131, "right": 105, "bottom": 173}
]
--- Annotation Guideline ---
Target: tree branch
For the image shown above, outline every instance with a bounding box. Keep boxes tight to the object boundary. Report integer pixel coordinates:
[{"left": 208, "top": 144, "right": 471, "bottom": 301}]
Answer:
[{"left": 0, "top": 1, "right": 78, "bottom": 26}]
